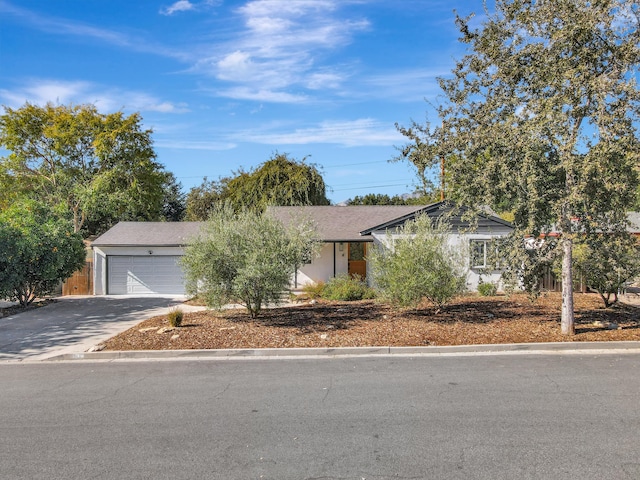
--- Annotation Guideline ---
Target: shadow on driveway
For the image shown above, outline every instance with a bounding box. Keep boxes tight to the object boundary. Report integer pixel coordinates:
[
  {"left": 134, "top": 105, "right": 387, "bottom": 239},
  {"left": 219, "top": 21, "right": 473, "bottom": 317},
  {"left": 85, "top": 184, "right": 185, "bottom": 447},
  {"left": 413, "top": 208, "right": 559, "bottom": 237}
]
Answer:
[{"left": 0, "top": 296, "right": 187, "bottom": 361}]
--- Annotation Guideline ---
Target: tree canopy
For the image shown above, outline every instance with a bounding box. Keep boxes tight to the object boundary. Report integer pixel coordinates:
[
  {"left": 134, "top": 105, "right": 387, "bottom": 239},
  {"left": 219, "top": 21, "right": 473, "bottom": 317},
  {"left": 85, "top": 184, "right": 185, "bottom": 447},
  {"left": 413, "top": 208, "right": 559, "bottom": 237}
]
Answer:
[
  {"left": 184, "top": 153, "right": 330, "bottom": 219},
  {"left": 347, "top": 192, "right": 436, "bottom": 206},
  {"left": 397, "top": 0, "right": 640, "bottom": 334},
  {"left": 0, "top": 103, "right": 183, "bottom": 236}
]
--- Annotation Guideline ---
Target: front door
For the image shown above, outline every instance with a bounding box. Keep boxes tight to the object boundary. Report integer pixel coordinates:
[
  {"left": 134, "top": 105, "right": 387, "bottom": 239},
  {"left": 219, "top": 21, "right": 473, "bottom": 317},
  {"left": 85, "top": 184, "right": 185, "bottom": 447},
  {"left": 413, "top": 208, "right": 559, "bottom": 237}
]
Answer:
[{"left": 348, "top": 242, "right": 367, "bottom": 279}]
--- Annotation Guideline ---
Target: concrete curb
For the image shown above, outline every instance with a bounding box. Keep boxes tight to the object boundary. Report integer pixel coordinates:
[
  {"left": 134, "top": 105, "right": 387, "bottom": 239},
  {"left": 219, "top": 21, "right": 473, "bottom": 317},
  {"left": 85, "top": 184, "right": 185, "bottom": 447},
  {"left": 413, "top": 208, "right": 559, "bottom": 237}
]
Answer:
[{"left": 41, "top": 341, "right": 640, "bottom": 362}]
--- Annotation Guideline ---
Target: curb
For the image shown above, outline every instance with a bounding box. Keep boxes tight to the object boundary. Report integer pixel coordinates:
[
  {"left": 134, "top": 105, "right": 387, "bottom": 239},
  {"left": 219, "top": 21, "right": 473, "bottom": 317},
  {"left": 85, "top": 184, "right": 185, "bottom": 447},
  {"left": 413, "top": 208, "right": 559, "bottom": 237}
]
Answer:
[{"left": 41, "top": 341, "right": 640, "bottom": 362}]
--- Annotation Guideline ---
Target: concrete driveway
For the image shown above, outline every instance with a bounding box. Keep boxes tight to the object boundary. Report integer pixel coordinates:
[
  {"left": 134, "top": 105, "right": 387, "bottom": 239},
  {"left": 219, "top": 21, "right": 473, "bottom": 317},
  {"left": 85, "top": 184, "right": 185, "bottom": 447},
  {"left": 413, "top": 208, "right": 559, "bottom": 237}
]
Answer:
[{"left": 0, "top": 295, "right": 202, "bottom": 362}]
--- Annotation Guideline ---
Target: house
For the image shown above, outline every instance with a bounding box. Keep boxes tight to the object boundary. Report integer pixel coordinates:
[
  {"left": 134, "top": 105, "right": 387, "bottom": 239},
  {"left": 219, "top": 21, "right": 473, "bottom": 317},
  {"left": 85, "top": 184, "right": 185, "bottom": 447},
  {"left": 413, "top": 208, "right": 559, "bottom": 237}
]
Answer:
[
  {"left": 91, "top": 202, "right": 513, "bottom": 295},
  {"left": 270, "top": 201, "right": 513, "bottom": 292}
]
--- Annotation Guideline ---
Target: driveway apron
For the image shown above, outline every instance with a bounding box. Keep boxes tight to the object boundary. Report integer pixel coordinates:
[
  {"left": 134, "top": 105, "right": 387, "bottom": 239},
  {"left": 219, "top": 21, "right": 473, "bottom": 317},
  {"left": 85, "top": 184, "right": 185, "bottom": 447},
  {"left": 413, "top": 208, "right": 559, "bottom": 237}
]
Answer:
[{"left": 0, "top": 296, "right": 189, "bottom": 361}]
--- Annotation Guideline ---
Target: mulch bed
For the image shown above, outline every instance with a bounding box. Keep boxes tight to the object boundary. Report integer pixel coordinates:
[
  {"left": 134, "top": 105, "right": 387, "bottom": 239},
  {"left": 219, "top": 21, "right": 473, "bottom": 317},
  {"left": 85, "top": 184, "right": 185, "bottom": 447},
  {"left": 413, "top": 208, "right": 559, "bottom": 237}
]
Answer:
[{"left": 103, "top": 293, "right": 640, "bottom": 351}]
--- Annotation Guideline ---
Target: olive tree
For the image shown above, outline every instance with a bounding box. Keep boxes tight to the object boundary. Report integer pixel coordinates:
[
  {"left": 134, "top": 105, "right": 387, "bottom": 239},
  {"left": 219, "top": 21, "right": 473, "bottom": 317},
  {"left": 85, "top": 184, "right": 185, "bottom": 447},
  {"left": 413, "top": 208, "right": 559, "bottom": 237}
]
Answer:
[
  {"left": 368, "top": 215, "right": 467, "bottom": 310},
  {"left": 181, "top": 206, "right": 319, "bottom": 318},
  {"left": 0, "top": 202, "right": 86, "bottom": 306},
  {"left": 398, "top": 0, "right": 640, "bottom": 334}
]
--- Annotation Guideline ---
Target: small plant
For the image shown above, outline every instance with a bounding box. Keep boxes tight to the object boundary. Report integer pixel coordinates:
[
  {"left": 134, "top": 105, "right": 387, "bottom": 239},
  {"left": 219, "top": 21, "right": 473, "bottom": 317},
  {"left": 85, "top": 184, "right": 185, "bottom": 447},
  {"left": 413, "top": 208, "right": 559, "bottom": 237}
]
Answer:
[
  {"left": 322, "top": 274, "right": 375, "bottom": 301},
  {"left": 167, "top": 308, "right": 184, "bottom": 327},
  {"left": 301, "top": 281, "right": 325, "bottom": 299},
  {"left": 477, "top": 282, "right": 498, "bottom": 297}
]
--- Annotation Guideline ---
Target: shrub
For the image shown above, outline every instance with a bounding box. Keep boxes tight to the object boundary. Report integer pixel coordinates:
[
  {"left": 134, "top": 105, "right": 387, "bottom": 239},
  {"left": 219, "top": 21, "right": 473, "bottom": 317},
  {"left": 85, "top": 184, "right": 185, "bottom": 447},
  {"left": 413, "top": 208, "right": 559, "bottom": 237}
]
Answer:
[
  {"left": 322, "top": 274, "right": 375, "bottom": 301},
  {"left": 477, "top": 282, "right": 498, "bottom": 297},
  {"left": 368, "top": 215, "right": 467, "bottom": 309},
  {"left": 0, "top": 201, "right": 86, "bottom": 306},
  {"left": 167, "top": 308, "right": 184, "bottom": 327},
  {"left": 301, "top": 281, "right": 325, "bottom": 299}
]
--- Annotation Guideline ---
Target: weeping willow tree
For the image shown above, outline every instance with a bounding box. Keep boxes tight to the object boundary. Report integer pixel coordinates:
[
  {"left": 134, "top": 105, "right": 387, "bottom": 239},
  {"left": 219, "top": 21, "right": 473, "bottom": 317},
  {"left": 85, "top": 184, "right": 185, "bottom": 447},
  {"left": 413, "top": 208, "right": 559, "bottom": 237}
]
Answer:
[
  {"left": 224, "top": 152, "right": 330, "bottom": 212},
  {"left": 398, "top": 0, "right": 640, "bottom": 334}
]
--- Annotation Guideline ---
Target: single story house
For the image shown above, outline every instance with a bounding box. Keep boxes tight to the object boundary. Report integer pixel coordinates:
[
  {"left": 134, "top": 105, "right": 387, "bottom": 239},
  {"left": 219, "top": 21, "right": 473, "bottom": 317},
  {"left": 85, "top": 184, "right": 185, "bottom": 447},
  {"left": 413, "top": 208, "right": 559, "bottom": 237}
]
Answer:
[
  {"left": 269, "top": 201, "right": 513, "bottom": 291},
  {"left": 91, "top": 201, "right": 513, "bottom": 295}
]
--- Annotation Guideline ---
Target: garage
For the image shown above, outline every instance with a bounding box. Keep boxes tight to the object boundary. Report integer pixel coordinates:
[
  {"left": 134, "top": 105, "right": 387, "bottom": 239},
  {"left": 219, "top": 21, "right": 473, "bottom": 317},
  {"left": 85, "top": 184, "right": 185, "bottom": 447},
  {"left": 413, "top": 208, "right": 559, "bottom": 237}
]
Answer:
[
  {"left": 107, "top": 255, "right": 186, "bottom": 295},
  {"left": 92, "top": 221, "right": 204, "bottom": 296}
]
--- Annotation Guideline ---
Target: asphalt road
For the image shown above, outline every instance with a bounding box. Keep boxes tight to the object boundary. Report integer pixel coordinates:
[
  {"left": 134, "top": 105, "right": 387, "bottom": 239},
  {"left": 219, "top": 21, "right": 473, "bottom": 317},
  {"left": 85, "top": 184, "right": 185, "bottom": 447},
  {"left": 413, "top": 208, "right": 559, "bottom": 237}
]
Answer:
[{"left": 2, "top": 354, "right": 640, "bottom": 479}]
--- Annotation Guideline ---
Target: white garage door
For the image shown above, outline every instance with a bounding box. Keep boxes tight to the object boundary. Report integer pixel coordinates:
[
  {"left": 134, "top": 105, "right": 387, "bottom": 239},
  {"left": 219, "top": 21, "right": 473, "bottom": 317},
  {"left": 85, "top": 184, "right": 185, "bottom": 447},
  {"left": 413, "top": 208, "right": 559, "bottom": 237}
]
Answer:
[{"left": 108, "top": 256, "right": 185, "bottom": 295}]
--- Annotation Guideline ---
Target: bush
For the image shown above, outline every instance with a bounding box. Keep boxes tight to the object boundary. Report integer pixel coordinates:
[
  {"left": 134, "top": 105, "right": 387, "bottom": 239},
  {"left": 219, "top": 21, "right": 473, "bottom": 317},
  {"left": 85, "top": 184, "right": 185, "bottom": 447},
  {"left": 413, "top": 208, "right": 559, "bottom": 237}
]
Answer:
[
  {"left": 322, "top": 274, "right": 375, "bottom": 301},
  {"left": 0, "top": 201, "right": 86, "bottom": 306},
  {"left": 368, "top": 215, "right": 467, "bottom": 309},
  {"left": 301, "top": 281, "right": 325, "bottom": 299},
  {"left": 167, "top": 308, "right": 184, "bottom": 327},
  {"left": 477, "top": 282, "right": 498, "bottom": 297}
]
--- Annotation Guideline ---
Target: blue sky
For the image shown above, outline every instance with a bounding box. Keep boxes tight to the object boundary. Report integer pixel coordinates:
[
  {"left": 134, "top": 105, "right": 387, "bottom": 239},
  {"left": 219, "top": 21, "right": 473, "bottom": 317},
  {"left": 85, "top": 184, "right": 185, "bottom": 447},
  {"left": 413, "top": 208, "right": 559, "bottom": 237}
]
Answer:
[{"left": 0, "top": 0, "right": 482, "bottom": 204}]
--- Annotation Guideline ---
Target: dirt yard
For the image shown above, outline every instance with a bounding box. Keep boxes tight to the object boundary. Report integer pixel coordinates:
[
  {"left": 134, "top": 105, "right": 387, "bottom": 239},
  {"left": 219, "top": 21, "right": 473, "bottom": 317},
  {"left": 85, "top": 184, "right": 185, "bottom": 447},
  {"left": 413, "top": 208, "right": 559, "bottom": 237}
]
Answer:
[{"left": 102, "top": 292, "right": 640, "bottom": 351}]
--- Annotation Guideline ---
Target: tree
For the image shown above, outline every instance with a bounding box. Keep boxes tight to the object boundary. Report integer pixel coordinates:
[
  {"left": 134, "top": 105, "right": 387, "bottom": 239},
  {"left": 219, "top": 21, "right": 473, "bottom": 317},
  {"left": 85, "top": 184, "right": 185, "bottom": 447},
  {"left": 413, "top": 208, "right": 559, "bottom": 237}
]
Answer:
[
  {"left": 571, "top": 233, "right": 640, "bottom": 308},
  {"left": 399, "top": 0, "right": 640, "bottom": 334},
  {"left": 347, "top": 192, "right": 436, "bottom": 205},
  {"left": 181, "top": 206, "right": 319, "bottom": 318},
  {"left": 160, "top": 173, "right": 186, "bottom": 222},
  {"left": 224, "top": 152, "right": 330, "bottom": 211},
  {"left": 368, "top": 215, "right": 467, "bottom": 310},
  {"left": 393, "top": 120, "right": 445, "bottom": 199},
  {"left": 0, "top": 102, "right": 178, "bottom": 236},
  {"left": 0, "top": 201, "right": 85, "bottom": 306},
  {"left": 184, "top": 177, "right": 229, "bottom": 221}
]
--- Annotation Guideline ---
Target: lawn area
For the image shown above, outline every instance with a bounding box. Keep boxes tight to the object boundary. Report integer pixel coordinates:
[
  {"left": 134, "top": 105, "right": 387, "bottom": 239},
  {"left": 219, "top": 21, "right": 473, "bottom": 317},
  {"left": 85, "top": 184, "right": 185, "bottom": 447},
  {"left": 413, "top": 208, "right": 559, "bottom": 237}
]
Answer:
[{"left": 103, "top": 292, "right": 640, "bottom": 351}]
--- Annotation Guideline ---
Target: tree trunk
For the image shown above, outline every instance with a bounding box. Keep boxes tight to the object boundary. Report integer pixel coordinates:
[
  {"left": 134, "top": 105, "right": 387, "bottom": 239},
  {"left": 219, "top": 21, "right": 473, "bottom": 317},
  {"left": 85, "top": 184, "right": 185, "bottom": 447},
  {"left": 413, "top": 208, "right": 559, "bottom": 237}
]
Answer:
[{"left": 561, "top": 236, "right": 575, "bottom": 335}]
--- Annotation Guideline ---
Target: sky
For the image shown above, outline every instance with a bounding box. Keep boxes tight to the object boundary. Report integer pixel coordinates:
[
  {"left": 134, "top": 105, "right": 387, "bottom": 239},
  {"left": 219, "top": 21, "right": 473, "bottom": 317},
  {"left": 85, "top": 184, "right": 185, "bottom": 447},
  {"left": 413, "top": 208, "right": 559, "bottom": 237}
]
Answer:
[{"left": 0, "top": 0, "right": 484, "bottom": 204}]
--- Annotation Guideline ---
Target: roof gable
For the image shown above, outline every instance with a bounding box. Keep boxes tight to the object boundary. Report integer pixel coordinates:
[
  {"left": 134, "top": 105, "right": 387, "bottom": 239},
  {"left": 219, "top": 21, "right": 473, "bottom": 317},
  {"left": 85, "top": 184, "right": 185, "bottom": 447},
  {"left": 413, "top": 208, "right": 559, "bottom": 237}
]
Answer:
[{"left": 359, "top": 201, "right": 513, "bottom": 235}]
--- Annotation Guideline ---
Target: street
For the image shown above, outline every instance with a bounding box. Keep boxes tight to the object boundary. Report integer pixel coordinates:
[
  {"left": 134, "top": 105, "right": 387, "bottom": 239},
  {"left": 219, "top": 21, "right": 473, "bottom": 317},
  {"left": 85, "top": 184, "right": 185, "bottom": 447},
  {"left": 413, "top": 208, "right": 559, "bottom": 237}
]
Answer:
[{"left": 1, "top": 353, "right": 639, "bottom": 479}]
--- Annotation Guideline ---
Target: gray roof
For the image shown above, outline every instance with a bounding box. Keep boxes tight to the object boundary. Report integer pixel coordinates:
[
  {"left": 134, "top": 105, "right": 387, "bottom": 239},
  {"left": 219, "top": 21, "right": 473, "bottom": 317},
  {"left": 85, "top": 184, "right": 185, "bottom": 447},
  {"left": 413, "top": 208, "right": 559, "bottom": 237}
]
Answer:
[
  {"left": 92, "top": 222, "right": 203, "bottom": 247},
  {"left": 267, "top": 205, "right": 426, "bottom": 242},
  {"left": 93, "top": 203, "right": 517, "bottom": 247}
]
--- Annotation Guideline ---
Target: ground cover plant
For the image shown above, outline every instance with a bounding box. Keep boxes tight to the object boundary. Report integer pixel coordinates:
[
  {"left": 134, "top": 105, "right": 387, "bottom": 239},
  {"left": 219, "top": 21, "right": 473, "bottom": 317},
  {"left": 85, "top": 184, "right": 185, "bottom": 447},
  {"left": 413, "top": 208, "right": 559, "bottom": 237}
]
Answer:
[{"left": 102, "top": 292, "right": 640, "bottom": 351}]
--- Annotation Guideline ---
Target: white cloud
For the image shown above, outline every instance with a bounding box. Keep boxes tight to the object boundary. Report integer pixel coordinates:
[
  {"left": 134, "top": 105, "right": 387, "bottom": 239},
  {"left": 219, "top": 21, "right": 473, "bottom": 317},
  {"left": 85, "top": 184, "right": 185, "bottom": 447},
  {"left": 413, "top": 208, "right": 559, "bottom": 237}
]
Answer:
[
  {"left": 364, "top": 68, "right": 452, "bottom": 102},
  {"left": 160, "top": 1, "right": 195, "bottom": 15},
  {"left": 194, "top": 0, "right": 369, "bottom": 103},
  {"left": 215, "top": 87, "right": 307, "bottom": 103},
  {"left": 238, "top": 118, "right": 403, "bottom": 147},
  {"left": 0, "top": 79, "right": 190, "bottom": 114}
]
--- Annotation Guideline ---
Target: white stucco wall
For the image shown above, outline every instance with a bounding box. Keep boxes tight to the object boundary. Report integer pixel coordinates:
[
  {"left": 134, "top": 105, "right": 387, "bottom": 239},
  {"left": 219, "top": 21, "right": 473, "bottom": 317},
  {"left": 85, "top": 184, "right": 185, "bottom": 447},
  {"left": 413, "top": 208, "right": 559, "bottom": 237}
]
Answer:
[
  {"left": 294, "top": 242, "right": 350, "bottom": 287},
  {"left": 93, "top": 246, "right": 185, "bottom": 295}
]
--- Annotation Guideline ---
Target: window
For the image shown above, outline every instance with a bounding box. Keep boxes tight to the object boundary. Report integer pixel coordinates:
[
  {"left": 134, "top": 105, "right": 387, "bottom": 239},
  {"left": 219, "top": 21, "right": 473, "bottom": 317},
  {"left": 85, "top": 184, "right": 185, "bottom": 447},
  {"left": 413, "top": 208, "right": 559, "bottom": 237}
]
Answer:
[{"left": 470, "top": 240, "right": 489, "bottom": 268}]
